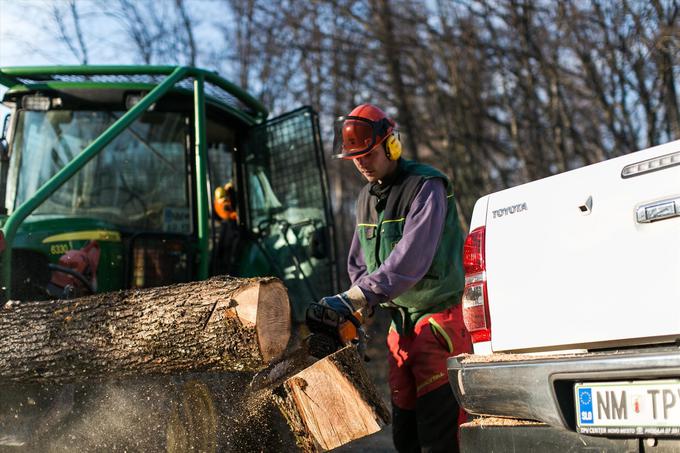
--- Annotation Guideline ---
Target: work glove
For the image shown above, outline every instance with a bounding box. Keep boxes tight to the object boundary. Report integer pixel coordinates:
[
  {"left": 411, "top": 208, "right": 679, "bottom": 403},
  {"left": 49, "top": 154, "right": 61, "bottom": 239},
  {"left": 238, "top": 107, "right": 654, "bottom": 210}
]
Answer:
[
  {"left": 317, "top": 286, "right": 368, "bottom": 320},
  {"left": 312, "top": 287, "right": 370, "bottom": 360}
]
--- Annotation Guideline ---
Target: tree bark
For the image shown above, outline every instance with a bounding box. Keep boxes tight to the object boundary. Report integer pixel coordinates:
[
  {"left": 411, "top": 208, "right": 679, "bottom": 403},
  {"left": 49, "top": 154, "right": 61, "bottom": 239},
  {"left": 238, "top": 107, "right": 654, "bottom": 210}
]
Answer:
[{"left": 0, "top": 276, "right": 291, "bottom": 383}]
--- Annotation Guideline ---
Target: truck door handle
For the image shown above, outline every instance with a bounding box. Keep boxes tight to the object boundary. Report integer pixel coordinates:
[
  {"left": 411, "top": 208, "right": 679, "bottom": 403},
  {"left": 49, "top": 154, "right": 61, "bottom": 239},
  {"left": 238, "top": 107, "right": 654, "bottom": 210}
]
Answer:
[{"left": 636, "top": 198, "right": 680, "bottom": 223}]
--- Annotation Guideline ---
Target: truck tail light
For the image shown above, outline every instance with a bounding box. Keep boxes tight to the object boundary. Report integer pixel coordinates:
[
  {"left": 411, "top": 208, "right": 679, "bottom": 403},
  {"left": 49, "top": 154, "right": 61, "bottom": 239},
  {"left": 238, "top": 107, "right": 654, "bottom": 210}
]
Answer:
[{"left": 462, "top": 226, "right": 491, "bottom": 343}]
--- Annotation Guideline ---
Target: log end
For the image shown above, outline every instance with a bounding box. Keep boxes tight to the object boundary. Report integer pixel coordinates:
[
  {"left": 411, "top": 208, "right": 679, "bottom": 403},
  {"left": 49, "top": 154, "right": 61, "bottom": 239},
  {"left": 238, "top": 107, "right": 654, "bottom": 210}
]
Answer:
[
  {"left": 234, "top": 279, "right": 291, "bottom": 363},
  {"left": 281, "top": 346, "right": 390, "bottom": 451}
]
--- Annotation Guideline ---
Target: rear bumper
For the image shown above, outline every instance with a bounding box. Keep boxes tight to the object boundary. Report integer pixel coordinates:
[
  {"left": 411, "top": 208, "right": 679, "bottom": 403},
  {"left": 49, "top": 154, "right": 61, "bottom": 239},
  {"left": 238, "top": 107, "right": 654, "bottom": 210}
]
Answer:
[
  {"left": 447, "top": 346, "right": 680, "bottom": 430},
  {"left": 459, "top": 422, "right": 639, "bottom": 453}
]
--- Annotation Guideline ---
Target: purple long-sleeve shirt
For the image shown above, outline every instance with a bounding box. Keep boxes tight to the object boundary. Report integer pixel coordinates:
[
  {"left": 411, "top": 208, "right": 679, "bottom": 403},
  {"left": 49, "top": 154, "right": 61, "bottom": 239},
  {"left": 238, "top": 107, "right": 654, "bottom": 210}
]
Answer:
[{"left": 348, "top": 178, "right": 447, "bottom": 306}]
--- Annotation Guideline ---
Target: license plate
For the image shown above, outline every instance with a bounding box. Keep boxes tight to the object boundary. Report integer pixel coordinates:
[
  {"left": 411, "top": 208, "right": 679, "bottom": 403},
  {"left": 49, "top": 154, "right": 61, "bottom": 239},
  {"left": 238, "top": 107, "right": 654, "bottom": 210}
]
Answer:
[{"left": 575, "top": 380, "right": 680, "bottom": 436}]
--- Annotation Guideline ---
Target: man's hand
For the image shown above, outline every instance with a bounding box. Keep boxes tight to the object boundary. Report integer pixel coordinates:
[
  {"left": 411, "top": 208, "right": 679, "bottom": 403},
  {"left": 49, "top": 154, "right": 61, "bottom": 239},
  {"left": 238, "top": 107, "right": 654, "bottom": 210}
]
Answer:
[
  {"left": 316, "top": 286, "right": 368, "bottom": 320},
  {"left": 318, "top": 292, "right": 356, "bottom": 318},
  {"left": 307, "top": 287, "right": 370, "bottom": 358}
]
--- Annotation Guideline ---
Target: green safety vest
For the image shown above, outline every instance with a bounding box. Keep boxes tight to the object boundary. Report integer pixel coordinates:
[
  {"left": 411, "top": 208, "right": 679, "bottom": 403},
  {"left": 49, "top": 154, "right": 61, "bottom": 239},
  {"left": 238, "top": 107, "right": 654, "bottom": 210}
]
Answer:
[{"left": 355, "top": 159, "right": 465, "bottom": 334}]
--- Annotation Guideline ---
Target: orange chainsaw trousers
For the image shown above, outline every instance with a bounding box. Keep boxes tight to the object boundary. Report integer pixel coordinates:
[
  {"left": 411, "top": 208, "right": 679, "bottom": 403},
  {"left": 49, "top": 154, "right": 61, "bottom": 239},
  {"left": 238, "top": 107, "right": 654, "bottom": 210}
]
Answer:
[{"left": 387, "top": 303, "right": 472, "bottom": 452}]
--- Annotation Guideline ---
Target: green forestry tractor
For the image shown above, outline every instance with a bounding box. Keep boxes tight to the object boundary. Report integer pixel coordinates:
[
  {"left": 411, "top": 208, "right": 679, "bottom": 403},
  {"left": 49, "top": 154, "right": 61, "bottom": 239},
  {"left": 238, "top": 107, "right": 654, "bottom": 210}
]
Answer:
[
  {"left": 0, "top": 66, "right": 341, "bottom": 450},
  {"left": 0, "top": 66, "right": 338, "bottom": 322}
]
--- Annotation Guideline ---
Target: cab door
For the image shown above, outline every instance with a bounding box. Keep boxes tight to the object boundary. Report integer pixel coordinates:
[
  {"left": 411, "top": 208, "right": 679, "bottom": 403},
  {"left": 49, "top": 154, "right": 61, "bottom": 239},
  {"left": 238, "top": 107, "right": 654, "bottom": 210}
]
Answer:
[{"left": 239, "top": 107, "right": 338, "bottom": 321}]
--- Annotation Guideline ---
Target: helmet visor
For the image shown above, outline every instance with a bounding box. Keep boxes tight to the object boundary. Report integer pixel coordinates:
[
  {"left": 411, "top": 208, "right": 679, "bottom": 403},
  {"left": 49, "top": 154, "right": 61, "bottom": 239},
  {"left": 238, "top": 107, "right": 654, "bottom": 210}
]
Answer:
[{"left": 333, "top": 116, "right": 378, "bottom": 159}]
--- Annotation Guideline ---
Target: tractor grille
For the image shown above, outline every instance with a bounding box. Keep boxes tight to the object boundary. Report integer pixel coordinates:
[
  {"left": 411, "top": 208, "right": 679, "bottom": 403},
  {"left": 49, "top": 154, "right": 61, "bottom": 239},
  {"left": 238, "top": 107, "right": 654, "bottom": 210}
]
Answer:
[
  {"left": 12, "top": 73, "right": 255, "bottom": 117},
  {"left": 130, "top": 235, "right": 191, "bottom": 289},
  {"left": 249, "top": 109, "right": 326, "bottom": 218}
]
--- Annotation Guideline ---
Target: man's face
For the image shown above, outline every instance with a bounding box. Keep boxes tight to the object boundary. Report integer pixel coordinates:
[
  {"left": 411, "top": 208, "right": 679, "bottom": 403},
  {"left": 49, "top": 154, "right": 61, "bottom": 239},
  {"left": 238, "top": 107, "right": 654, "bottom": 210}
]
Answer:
[{"left": 353, "top": 144, "right": 397, "bottom": 182}]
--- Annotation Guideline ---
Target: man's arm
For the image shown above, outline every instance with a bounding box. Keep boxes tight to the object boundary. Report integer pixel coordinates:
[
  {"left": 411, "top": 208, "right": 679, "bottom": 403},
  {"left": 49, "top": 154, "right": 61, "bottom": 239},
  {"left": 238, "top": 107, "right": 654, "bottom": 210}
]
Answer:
[
  {"left": 355, "top": 178, "right": 447, "bottom": 306},
  {"left": 347, "top": 228, "right": 367, "bottom": 284}
]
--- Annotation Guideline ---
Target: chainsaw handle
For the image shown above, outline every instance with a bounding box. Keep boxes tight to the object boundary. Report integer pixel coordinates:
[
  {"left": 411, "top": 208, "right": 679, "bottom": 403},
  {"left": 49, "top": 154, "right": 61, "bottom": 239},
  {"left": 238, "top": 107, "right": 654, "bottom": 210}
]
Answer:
[
  {"left": 345, "top": 309, "right": 362, "bottom": 328},
  {"left": 338, "top": 308, "right": 365, "bottom": 344}
]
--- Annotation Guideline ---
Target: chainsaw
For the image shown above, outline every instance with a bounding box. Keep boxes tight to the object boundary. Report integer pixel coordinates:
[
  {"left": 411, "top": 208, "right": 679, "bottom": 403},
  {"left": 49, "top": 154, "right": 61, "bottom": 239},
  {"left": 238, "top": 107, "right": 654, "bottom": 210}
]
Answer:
[
  {"left": 305, "top": 302, "right": 366, "bottom": 359},
  {"left": 249, "top": 303, "right": 367, "bottom": 390}
]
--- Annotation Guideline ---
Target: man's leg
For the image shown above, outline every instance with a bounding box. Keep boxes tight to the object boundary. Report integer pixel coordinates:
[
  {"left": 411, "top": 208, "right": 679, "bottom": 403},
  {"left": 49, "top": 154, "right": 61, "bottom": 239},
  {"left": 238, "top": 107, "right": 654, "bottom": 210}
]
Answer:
[
  {"left": 411, "top": 304, "right": 472, "bottom": 452},
  {"left": 392, "top": 403, "right": 420, "bottom": 453},
  {"left": 387, "top": 327, "right": 420, "bottom": 453},
  {"left": 415, "top": 384, "right": 461, "bottom": 453}
]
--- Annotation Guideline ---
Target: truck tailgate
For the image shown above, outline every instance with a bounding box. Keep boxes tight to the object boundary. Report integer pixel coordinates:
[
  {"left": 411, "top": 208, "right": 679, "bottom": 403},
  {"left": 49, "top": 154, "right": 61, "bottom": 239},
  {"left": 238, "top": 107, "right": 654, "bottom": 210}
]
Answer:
[{"left": 485, "top": 141, "right": 680, "bottom": 352}]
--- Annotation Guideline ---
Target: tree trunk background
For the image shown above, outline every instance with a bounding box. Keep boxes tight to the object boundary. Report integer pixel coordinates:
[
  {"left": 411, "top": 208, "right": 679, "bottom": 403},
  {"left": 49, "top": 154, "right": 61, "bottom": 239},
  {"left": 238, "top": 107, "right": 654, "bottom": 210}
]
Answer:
[{"left": 0, "top": 276, "right": 290, "bottom": 383}]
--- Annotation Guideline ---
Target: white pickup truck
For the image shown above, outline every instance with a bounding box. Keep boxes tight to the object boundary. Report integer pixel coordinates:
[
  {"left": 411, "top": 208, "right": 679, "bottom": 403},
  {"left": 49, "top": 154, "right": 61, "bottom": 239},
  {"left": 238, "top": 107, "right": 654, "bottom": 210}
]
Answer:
[{"left": 448, "top": 140, "right": 680, "bottom": 452}]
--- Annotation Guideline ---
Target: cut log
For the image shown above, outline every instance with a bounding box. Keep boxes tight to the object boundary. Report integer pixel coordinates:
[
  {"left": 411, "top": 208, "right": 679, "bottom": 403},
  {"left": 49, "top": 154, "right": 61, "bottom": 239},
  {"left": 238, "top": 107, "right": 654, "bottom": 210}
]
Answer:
[
  {"left": 275, "top": 345, "right": 391, "bottom": 451},
  {"left": 0, "top": 276, "right": 291, "bottom": 383},
  {"left": 236, "top": 346, "right": 391, "bottom": 452}
]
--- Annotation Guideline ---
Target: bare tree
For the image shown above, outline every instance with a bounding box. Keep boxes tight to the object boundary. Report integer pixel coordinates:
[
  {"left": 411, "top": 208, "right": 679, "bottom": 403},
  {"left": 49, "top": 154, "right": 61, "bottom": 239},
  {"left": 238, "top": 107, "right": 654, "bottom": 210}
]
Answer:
[
  {"left": 38, "top": 0, "right": 680, "bottom": 261},
  {"left": 52, "top": 0, "right": 90, "bottom": 64}
]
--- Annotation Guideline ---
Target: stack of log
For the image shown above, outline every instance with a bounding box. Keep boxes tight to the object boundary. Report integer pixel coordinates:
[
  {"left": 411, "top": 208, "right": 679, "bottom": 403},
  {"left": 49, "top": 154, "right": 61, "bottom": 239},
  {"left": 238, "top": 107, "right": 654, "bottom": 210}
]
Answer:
[{"left": 0, "top": 276, "right": 389, "bottom": 452}]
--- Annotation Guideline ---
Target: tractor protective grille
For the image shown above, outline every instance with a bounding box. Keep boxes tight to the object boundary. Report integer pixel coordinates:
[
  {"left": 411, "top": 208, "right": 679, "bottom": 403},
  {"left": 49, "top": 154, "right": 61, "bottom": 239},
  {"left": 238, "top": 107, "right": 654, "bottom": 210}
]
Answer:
[
  {"left": 129, "top": 234, "right": 191, "bottom": 289},
  {"left": 260, "top": 111, "right": 323, "bottom": 214},
  {"left": 13, "top": 74, "right": 253, "bottom": 115},
  {"left": 243, "top": 106, "right": 337, "bottom": 320}
]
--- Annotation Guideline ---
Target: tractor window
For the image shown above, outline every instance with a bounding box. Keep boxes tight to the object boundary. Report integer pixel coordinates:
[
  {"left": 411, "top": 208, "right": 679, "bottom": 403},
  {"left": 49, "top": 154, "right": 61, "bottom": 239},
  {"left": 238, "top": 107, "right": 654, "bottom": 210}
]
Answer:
[
  {"left": 206, "top": 117, "right": 236, "bottom": 195},
  {"left": 207, "top": 141, "right": 239, "bottom": 275},
  {"left": 207, "top": 142, "right": 234, "bottom": 214},
  {"left": 12, "top": 110, "right": 190, "bottom": 233}
]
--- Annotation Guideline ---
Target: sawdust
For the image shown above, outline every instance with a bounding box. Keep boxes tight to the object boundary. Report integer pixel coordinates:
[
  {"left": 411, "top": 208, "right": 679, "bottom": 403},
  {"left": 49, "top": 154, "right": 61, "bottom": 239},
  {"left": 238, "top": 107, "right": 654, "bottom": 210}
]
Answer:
[
  {"left": 464, "top": 416, "right": 546, "bottom": 427},
  {"left": 0, "top": 310, "right": 394, "bottom": 452},
  {"left": 456, "top": 352, "right": 588, "bottom": 364},
  {"left": 0, "top": 371, "right": 293, "bottom": 452}
]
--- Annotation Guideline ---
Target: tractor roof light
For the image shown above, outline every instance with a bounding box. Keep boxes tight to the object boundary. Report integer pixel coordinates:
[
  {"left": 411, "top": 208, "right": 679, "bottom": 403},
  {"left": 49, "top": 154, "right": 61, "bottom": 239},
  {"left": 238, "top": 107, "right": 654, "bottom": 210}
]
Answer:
[{"left": 21, "top": 95, "right": 51, "bottom": 111}]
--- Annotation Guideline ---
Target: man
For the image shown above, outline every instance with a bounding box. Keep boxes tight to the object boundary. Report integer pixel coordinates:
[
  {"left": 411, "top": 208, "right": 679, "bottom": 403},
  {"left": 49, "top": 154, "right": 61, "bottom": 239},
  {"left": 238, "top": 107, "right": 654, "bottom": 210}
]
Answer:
[{"left": 312, "top": 103, "right": 472, "bottom": 452}]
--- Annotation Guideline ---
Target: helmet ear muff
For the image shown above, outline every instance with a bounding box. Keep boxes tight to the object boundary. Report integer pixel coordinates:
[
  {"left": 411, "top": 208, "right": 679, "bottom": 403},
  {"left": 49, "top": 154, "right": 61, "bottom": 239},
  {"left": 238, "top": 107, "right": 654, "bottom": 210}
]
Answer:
[{"left": 384, "top": 133, "right": 402, "bottom": 161}]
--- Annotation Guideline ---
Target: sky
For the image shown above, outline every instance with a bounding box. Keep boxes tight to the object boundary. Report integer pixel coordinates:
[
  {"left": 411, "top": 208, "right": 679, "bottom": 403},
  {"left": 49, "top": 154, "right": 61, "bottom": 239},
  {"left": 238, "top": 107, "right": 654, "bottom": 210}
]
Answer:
[
  {"left": 0, "top": 0, "right": 231, "bottom": 65},
  {"left": 0, "top": 0, "right": 225, "bottom": 117},
  {"left": 0, "top": 0, "right": 247, "bottom": 101},
  {"left": 0, "top": 0, "right": 91, "bottom": 116},
  {"left": 1, "top": 0, "right": 75, "bottom": 67}
]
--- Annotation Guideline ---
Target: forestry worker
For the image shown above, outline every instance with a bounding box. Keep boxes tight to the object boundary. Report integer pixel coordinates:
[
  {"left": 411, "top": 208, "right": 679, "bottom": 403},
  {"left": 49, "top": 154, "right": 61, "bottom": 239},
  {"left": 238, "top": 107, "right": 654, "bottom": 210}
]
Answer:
[{"left": 310, "top": 103, "right": 473, "bottom": 453}]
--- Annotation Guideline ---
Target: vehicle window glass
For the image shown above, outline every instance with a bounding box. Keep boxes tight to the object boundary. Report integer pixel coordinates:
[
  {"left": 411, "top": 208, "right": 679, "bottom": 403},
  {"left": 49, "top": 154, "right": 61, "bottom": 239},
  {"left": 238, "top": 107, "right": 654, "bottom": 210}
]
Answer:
[
  {"left": 13, "top": 110, "right": 189, "bottom": 233},
  {"left": 208, "top": 143, "right": 234, "bottom": 207}
]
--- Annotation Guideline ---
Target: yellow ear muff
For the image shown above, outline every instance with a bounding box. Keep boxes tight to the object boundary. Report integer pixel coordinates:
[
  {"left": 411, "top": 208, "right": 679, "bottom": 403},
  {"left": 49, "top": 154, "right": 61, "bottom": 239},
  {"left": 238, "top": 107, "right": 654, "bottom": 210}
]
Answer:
[{"left": 385, "top": 134, "right": 402, "bottom": 161}]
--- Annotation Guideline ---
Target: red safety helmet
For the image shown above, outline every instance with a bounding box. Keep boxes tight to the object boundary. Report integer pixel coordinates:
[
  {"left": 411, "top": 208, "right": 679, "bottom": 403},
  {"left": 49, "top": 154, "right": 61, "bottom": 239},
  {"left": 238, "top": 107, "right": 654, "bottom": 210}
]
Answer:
[{"left": 333, "top": 104, "right": 397, "bottom": 159}]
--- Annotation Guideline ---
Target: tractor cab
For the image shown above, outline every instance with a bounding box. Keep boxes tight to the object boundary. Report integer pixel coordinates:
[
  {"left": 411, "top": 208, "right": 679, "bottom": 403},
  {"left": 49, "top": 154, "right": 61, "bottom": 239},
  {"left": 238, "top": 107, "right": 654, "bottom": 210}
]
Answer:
[{"left": 0, "top": 66, "right": 337, "bottom": 321}]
